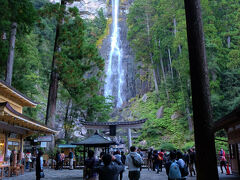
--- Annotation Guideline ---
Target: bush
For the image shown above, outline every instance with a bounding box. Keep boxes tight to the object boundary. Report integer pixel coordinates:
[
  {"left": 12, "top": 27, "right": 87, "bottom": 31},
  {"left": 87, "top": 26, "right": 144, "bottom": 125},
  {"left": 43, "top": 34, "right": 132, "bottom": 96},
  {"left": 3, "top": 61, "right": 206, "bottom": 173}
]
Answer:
[
  {"left": 182, "top": 141, "right": 194, "bottom": 151},
  {"left": 160, "top": 142, "right": 176, "bottom": 151}
]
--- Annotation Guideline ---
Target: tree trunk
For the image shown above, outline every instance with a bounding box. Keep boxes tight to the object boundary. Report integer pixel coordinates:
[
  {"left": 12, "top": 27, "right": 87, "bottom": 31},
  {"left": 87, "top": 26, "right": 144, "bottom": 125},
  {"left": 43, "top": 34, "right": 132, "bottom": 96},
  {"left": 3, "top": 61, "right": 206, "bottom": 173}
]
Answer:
[
  {"left": 158, "top": 40, "right": 169, "bottom": 100},
  {"left": 186, "top": 106, "right": 193, "bottom": 131},
  {"left": 146, "top": 13, "right": 159, "bottom": 93},
  {"left": 173, "top": 18, "right": 177, "bottom": 37},
  {"left": 178, "top": 45, "right": 182, "bottom": 54},
  {"left": 45, "top": 23, "right": 60, "bottom": 129},
  {"left": 150, "top": 55, "right": 159, "bottom": 93},
  {"left": 168, "top": 48, "right": 174, "bottom": 80},
  {"left": 46, "top": 0, "right": 66, "bottom": 129},
  {"left": 227, "top": 36, "right": 230, "bottom": 48},
  {"left": 184, "top": 1, "right": 219, "bottom": 179},
  {"left": 5, "top": 22, "right": 17, "bottom": 85},
  {"left": 64, "top": 99, "right": 72, "bottom": 143}
]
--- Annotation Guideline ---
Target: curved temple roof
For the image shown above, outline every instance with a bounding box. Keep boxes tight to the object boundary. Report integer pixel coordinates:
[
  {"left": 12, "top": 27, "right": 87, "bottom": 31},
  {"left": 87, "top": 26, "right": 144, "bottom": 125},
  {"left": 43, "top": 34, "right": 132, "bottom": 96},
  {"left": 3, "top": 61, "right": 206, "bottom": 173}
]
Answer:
[
  {"left": 0, "top": 102, "right": 57, "bottom": 134},
  {"left": 0, "top": 80, "right": 37, "bottom": 107},
  {"left": 81, "top": 119, "right": 147, "bottom": 129},
  {"left": 72, "top": 132, "right": 115, "bottom": 147}
]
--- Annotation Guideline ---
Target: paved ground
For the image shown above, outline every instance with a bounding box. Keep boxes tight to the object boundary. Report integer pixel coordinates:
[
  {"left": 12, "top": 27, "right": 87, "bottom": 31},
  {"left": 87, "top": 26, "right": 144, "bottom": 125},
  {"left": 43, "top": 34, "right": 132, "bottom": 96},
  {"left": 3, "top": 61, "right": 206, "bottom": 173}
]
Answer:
[{"left": 3, "top": 167, "right": 239, "bottom": 180}]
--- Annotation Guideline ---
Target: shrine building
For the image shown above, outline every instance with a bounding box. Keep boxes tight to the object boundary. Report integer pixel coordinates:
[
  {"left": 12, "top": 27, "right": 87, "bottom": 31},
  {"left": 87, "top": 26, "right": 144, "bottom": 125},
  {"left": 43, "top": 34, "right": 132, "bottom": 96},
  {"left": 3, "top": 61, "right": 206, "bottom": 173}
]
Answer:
[{"left": 0, "top": 80, "right": 57, "bottom": 161}]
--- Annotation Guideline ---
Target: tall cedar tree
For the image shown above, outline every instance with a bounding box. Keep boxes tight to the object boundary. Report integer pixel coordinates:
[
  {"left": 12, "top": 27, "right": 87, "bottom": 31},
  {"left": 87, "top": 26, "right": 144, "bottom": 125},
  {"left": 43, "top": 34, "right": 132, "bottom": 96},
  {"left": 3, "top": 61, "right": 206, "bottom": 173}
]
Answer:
[{"left": 0, "top": 0, "right": 36, "bottom": 85}]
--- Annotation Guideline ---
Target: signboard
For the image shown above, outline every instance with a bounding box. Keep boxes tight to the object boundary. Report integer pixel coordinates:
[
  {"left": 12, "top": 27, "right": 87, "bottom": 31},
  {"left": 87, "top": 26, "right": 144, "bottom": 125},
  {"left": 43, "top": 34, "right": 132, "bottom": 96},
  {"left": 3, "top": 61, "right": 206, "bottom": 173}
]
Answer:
[
  {"left": 37, "top": 136, "right": 52, "bottom": 142},
  {"left": 41, "top": 142, "right": 47, "bottom": 148},
  {"left": 9, "top": 133, "right": 18, "bottom": 138}
]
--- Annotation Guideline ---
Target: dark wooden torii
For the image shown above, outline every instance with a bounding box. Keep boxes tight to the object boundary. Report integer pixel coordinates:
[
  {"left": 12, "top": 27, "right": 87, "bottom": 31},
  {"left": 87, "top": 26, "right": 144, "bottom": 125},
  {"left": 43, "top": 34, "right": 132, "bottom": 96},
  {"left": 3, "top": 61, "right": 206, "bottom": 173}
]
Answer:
[{"left": 81, "top": 119, "right": 147, "bottom": 148}]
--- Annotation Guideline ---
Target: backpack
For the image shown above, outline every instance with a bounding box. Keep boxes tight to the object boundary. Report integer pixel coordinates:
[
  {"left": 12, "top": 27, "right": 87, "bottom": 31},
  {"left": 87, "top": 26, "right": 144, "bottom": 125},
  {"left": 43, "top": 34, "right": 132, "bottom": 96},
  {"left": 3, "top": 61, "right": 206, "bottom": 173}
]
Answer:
[
  {"left": 169, "top": 161, "right": 182, "bottom": 179},
  {"left": 178, "top": 163, "right": 189, "bottom": 177},
  {"left": 131, "top": 155, "right": 142, "bottom": 168}
]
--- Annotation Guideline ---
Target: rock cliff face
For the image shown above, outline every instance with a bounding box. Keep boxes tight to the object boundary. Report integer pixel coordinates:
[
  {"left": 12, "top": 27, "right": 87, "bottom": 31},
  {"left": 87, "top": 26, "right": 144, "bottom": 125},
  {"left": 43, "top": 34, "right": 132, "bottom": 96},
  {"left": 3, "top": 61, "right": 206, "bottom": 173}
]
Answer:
[{"left": 72, "top": 0, "right": 108, "bottom": 19}]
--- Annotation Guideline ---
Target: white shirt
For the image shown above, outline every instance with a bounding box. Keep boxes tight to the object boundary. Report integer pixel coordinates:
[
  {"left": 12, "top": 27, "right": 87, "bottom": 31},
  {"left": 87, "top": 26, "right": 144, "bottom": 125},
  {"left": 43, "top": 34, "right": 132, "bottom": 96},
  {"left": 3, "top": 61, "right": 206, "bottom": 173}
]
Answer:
[{"left": 126, "top": 152, "right": 143, "bottom": 171}]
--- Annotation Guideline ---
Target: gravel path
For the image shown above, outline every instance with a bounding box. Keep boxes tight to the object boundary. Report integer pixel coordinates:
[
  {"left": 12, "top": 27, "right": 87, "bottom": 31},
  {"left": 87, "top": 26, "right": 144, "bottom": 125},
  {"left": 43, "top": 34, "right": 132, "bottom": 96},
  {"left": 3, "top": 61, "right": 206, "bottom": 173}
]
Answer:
[{"left": 3, "top": 167, "right": 238, "bottom": 180}]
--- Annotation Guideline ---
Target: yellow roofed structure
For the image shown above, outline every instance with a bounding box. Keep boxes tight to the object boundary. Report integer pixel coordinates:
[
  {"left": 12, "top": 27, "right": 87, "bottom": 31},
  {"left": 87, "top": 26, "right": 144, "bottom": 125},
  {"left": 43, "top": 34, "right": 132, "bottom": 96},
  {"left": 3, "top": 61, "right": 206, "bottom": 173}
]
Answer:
[
  {"left": 0, "top": 80, "right": 57, "bottom": 136},
  {"left": 0, "top": 80, "right": 57, "bottom": 162}
]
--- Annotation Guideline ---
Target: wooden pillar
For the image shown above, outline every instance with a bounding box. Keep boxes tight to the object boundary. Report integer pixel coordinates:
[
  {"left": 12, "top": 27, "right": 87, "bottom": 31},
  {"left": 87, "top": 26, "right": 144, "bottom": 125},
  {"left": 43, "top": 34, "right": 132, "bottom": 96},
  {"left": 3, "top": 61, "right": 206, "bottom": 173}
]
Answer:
[
  {"left": 127, "top": 128, "right": 132, "bottom": 149},
  {"left": 4, "top": 132, "right": 8, "bottom": 161},
  {"left": 83, "top": 146, "right": 86, "bottom": 162},
  {"left": 20, "top": 135, "right": 23, "bottom": 153},
  {"left": 184, "top": 0, "right": 219, "bottom": 179}
]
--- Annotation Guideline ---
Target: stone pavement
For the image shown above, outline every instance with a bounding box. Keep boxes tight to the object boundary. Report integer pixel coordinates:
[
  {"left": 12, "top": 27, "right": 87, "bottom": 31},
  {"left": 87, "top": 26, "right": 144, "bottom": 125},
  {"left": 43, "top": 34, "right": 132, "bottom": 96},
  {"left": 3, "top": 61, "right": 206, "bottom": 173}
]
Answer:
[{"left": 4, "top": 167, "right": 238, "bottom": 180}]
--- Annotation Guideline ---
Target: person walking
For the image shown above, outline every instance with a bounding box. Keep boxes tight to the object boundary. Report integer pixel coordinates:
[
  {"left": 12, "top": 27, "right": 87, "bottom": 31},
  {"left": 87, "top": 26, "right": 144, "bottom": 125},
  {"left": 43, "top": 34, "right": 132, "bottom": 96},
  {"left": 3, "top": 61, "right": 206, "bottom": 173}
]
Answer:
[
  {"left": 153, "top": 150, "right": 160, "bottom": 173},
  {"left": 183, "top": 151, "right": 189, "bottom": 168},
  {"left": 158, "top": 149, "right": 164, "bottom": 172},
  {"left": 55, "top": 151, "right": 61, "bottom": 170},
  {"left": 176, "top": 151, "right": 187, "bottom": 180},
  {"left": 114, "top": 151, "right": 124, "bottom": 180},
  {"left": 165, "top": 151, "right": 181, "bottom": 180},
  {"left": 25, "top": 150, "right": 32, "bottom": 170},
  {"left": 219, "top": 148, "right": 227, "bottom": 173},
  {"left": 68, "top": 149, "right": 74, "bottom": 170},
  {"left": 121, "top": 151, "right": 126, "bottom": 165},
  {"left": 36, "top": 151, "right": 44, "bottom": 180},
  {"left": 188, "top": 148, "right": 196, "bottom": 176},
  {"left": 147, "top": 148, "right": 153, "bottom": 170},
  {"left": 97, "top": 154, "right": 124, "bottom": 180},
  {"left": 84, "top": 150, "right": 98, "bottom": 180},
  {"left": 126, "top": 146, "right": 143, "bottom": 180},
  {"left": 60, "top": 151, "right": 65, "bottom": 170}
]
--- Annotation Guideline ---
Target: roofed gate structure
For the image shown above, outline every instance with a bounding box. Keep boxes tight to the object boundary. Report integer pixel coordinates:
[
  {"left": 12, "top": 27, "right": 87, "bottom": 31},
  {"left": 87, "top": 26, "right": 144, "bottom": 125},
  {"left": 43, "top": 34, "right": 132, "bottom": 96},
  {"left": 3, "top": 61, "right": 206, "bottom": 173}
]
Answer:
[{"left": 81, "top": 119, "right": 147, "bottom": 148}]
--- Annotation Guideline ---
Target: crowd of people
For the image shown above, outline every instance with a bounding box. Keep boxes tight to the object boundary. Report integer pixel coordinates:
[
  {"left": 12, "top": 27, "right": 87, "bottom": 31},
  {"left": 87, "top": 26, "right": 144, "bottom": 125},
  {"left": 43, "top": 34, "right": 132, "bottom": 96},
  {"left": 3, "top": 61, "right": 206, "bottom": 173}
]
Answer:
[
  {"left": 84, "top": 146, "right": 143, "bottom": 180},
  {"left": 147, "top": 148, "right": 197, "bottom": 180},
  {"left": 6, "top": 148, "right": 44, "bottom": 179},
  {"left": 54, "top": 149, "right": 74, "bottom": 170},
  {"left": 7, "top": 145, "right": 225, "bottom": 180},
  {"left": 83, "top": 146, "right": 198, "bottom": 180}
]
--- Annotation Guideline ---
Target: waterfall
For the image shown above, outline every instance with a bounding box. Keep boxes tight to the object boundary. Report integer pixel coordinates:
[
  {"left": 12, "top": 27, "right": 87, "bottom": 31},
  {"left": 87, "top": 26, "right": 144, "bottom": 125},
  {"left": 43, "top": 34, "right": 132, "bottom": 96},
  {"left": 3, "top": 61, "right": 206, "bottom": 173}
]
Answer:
[{"left": 104, "top": 0, "right": 124, "bottom": 108}]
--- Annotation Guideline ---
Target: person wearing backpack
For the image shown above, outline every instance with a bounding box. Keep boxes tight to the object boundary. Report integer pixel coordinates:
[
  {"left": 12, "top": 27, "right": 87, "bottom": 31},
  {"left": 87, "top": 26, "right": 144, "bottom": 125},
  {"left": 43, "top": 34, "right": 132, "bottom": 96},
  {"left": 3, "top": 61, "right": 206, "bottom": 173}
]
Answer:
[
  {"left": 126, "top": 146, "right": 143, "bottom": 180},
  {"left": 165, "top": 151, "right": 182, "bottom": 180},
  {"left": 176, "top": 151, "right": 188, "bottom": 180},
  {"left": 153, "top": 150, "right": 161, "bottom": 173},
  {"left": 158, "top": 149, "right": 164, "bottom": 172}
]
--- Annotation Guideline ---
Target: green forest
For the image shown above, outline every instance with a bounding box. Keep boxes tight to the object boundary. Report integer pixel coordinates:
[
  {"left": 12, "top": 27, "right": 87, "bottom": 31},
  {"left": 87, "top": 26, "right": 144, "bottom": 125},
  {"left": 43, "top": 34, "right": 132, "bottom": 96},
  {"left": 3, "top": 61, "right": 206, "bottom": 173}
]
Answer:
[
  {"left": 126, "top": 0, "right": 239, "bottom": 150},
  {"left": 0, "top": 0, "right": 239, "bottom": 151}
]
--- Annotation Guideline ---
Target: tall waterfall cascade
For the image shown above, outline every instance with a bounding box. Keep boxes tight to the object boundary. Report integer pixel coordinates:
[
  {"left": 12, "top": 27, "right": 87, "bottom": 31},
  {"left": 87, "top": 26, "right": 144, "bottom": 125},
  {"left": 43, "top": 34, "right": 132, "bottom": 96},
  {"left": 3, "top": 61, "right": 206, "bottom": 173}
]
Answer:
[{"left": 104, "top": 0, "right": 125, "bottom": 108}]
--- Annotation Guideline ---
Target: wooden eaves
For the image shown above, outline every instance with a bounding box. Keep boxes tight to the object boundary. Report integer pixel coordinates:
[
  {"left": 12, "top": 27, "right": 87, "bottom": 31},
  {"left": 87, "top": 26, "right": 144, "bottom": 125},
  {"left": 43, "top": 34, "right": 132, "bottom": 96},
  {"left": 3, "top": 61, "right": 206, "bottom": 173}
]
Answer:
[{"left": 0, "top": 102, "right": 57, "bottom": 134}]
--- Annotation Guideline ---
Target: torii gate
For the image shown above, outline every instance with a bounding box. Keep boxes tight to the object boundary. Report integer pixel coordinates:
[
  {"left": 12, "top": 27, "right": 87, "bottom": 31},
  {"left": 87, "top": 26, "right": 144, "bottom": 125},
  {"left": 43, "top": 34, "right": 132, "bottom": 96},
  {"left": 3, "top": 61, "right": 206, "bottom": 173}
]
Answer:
[{"left": 81, "top": 119, "right": 147, "bottom": 148}]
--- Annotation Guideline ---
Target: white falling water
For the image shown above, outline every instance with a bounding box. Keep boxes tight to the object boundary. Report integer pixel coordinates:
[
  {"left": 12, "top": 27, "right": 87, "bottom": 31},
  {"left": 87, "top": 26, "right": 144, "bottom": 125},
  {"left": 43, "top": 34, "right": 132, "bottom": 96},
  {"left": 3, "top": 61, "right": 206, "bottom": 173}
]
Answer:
[{"left": 104, "top": 0, "right": 124, "bottom": 108}]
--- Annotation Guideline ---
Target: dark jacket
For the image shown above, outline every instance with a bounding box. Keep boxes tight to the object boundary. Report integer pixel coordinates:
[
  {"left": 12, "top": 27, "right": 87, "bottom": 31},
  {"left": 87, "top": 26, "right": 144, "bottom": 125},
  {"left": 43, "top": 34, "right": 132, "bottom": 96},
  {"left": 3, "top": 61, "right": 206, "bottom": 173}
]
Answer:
[
  {"left": 85, "top": 157, "right": 99, "bottom": 178},
  {"left": 189, "top": 152, "right": 196, "bottom": 164},
  {"left": 69, "top": 152, "right": 74, "bottom": 159},
  {"left": 98, "top": 161, "right": 124, "bottom": 180},
  {"left": 56, "top": 153, "right": 61, "bottom": 163},
  {"left": 36, "top": 155, "right": 43, "bottom": 178}
]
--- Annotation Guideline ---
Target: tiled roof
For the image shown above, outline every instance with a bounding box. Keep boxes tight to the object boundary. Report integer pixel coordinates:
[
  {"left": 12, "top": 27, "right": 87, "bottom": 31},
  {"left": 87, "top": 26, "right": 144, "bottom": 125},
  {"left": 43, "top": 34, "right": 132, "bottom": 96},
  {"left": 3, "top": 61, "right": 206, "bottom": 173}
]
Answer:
[
  {"left": 72, "top": 132, "right": 115, "bottom": 147},
  {"left": 0, "top": 80, "right": 37, "bottom": 107},
  {"left": 0, "top": 102, "right": 57, "bottom": 134}
]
